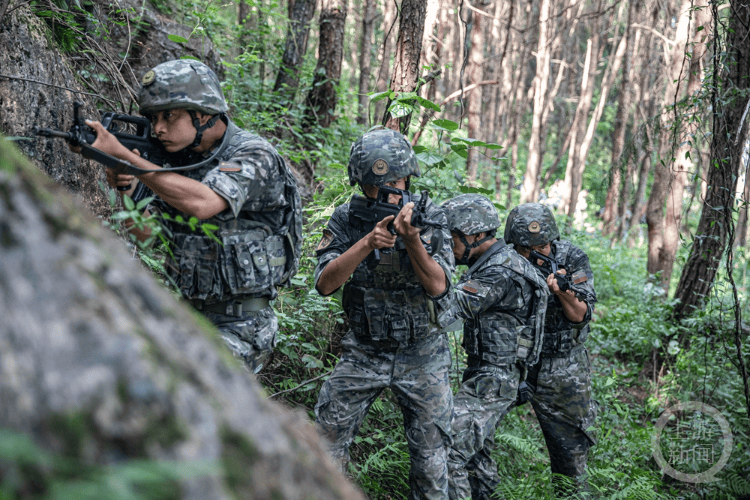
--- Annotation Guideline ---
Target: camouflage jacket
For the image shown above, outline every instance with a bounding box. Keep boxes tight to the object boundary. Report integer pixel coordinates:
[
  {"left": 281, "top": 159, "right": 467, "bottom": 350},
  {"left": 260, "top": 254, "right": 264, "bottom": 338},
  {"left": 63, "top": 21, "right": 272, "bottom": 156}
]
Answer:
[
  {"left": 154, "top": 119, "right": 295, "bottom": 303},
  {"left": 543, "top": 239, "right": 597, "bottom": 351},
  {"left": 314, "top": 193, "right": 459, "bottom": 344},
  {"left": 456, "top": 240, "right": 549, "bottom": 367}
]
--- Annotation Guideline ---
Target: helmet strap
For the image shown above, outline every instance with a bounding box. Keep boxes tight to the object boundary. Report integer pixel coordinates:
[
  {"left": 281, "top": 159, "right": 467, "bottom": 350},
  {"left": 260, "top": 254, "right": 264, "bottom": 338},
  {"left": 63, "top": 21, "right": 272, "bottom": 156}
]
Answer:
[
  {"left": 457, "top": 233, "right": 493, "bottom": 265},
  {"left": 188, "top": 110, "right": 222, "bottom": 150}
]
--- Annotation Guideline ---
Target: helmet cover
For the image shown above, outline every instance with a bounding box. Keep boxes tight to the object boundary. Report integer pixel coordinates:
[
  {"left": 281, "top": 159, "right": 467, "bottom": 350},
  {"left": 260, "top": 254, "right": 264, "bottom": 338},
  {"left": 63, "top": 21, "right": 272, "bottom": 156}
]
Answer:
[
  {"left": 441, "top": 194, "right": 501, "bottom": 236},
  {"left": 347, "top": 127, "right": 421, "bottom": 186},
  {"left": 138, "top": 60, "right": 228, "bottom": 117},
  {"left": 504, "top": 203, "right": 560, "bottom": 247}
]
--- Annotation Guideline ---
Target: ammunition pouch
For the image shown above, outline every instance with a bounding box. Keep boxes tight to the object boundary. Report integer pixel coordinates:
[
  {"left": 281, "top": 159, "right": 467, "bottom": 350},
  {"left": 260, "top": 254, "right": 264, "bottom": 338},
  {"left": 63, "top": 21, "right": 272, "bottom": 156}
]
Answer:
[
  {"left": 463, "top": 318, "right": 526, "bottom": 367},
  {"left": 343, "top": 283, "right": 433, "bottom": 344},
  {"left": 167, "top": 227, "right": 287, "bottom": 302},
  {"left": 541, "top": 326, "right": 588, "bottom": 356}
]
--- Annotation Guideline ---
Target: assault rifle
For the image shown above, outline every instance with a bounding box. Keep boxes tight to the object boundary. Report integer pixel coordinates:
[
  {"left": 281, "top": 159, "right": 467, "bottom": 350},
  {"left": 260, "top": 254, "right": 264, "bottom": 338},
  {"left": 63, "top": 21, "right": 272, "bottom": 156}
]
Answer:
[
  {"left": 35, "top": 101, "right": 231, "bottom": 202},
  {"left": 528, "top": 250, "right": 573, "bottom": 293},
  {"left": 34, "top": 102, "right": 168, "bottom": 194},
  {"left": 349, "top": 187, "right": 445, "bottom": 261}
]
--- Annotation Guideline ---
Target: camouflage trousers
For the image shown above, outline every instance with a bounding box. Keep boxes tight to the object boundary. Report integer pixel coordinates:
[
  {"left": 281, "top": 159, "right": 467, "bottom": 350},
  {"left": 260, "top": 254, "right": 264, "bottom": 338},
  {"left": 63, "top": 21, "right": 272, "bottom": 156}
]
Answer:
[
  {"left": 514, "top": 345, "right": 597, "bottom": 493},
  {"left": 448, "top": 364, "right": 519, "bottom": 500},
  {"left": 315, "top": 331, "right": 453, "bottom": 500},
  {"left": 203, "top": 305, "right": 278, "bottom": 373}
]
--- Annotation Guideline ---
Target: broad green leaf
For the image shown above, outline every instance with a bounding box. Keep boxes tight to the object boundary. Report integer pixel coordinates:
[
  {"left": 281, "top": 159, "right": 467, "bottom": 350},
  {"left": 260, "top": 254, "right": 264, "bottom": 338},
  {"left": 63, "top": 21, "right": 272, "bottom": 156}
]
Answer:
[
  {"left": 459, "top": 185, "right": 494, "bottom": 195},
  {"left": 432, "top": 119, "right": 459, "bottom": 131},
  {"left": 368, "top": 90, "right": 394, "bottom": 102},
  {"left": 168, "top": 34, "right": 189, "bottom": 44},
  {"left": 416, "top": 96, "right": 441, "bottom": 112},
  {"left": 123, "top": 195, "right": 135, "bottom": 211},
  {"left": 416, "top": 151, "right": 444, "bottom": 166},
  {"left": 450, "top": 144, "right": 468, "bottom": 159}
]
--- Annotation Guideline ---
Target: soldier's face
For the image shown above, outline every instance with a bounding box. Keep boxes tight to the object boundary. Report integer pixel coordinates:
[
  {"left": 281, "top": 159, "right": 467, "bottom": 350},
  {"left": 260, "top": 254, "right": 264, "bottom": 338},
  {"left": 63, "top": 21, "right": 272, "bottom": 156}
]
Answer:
[
  {"left": 451, "top": 232, "right": 484, "bottom": 262},
  {"left": 362, "top": 177, "right": 408, "bottom": 204},
  {"left": 517, "top": 242, "right": 552, "bottom": 262},
  {"left": 150, "top": 109, "right": 204, "bottom": 152}
]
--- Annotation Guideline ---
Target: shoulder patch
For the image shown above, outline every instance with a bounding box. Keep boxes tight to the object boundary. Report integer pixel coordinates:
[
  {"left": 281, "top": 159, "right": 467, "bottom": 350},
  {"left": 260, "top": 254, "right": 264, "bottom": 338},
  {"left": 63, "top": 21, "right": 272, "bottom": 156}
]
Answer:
[
  {"left": 461, "top": 279, "right": 489, "bottom": 298},
  {"left": 316, "top": 229, "right": 334, "bottom": 251},
  {"left": 571, "top": 269, "right": 588, "bottom": 284},
  {"left": 218, "top": 162, "right": 242, "bottom": 172}
]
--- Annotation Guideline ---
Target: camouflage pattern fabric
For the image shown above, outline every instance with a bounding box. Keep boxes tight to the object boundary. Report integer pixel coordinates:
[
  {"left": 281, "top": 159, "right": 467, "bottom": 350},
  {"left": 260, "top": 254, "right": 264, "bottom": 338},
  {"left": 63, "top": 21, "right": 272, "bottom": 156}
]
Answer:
[
  {"left": 153, "top": 119, "right": 295, "bottom": 370},
  {"left": 512, "top": 239, "right": 598, "bottom": 493},
  {"left": 347, "top": 127, "right": 421, "bottom": 186},
  {"left": 504, "top": 202, "right": 560, "bottom": 248},
  {"left": 440, "top": 194, "right": 501, "bottom": 236},
  {"left": 138, "top": 59, "right": 228, "bottom": 116},
  {"left": 314, "top": 192, "right": 457, "bottom": 500},
  {"left": 447, "top": 242, "right": 542, "bottom": 500},
  {"left": 203, "top": 306, "right": 278, "bottom": 373},
  {"left": 316, "top": 332, "right": 453, "bottom": 500}
]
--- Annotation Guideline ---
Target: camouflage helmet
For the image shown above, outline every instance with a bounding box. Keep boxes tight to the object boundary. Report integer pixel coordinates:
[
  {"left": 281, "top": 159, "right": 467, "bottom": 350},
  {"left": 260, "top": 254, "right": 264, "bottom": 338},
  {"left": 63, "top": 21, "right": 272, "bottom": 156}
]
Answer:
[
  {"left": 138, "top": 60, "right": 228, "bottom": 116},
  {"left": 347, "top": 127, "right": 421, "bottom": 186},
  {"left": 441, "top": 194, "right": 501, "bottom": 236},
  {"left": 504, "top": 203, "right": 560, "bottom": 247}
]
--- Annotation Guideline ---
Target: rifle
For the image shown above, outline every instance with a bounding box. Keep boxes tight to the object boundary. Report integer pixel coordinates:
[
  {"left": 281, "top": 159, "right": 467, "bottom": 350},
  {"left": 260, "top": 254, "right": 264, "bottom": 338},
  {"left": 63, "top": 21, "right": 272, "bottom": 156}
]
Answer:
[
  {"left": 34, "top": 102, "right": 168, "bottom": 193},
  {"left": 528, "top": 250, "right": 573, "bottom": 292},
  {"left": 348, "top": 187, "right": 445, "bottom": 261},
  {"left": 35, "top": 101, "right": 231, "bottom": 201}
]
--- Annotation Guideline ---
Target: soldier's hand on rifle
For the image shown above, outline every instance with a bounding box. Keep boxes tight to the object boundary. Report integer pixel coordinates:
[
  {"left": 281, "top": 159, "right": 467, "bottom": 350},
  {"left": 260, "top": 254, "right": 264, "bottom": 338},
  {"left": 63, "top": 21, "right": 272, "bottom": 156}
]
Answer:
[
  {"left": 85, "top": 120, "right": 131, "bottom": 159},
  {"left": 367, "top": 216, "right": 397, "bottom": 250},
  {"left": 105, "top": 148, "right": 141, "bottom": 195},
  {"left": 547, "top": 269, "right": 567, "bottom": 295},
  {"left": 393, "top": 202, "right": 420, "bottom": 240}
]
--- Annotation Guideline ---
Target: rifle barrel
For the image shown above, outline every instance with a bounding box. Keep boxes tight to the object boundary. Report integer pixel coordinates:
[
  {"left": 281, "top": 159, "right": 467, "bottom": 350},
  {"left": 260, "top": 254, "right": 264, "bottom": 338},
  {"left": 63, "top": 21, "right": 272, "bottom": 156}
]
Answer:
[{"left": 34, "top": 128, "right": 73, "bottom": 140}]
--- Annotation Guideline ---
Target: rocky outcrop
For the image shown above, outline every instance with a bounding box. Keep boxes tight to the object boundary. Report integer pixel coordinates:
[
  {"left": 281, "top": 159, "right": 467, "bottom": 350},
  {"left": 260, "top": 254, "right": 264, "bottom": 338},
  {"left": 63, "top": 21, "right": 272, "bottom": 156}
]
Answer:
[{"left": 0, "top": 136, "right": 364, "bottom": 499}]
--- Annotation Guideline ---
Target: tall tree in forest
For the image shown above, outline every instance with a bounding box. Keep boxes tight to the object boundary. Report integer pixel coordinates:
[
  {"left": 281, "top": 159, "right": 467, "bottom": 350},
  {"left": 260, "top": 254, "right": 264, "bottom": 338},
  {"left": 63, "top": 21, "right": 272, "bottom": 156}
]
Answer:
[
  {"left": 465, "top": 5, "right": 487, "bottom": 184},
  {"left": 521, "top": 0, "right": 551, "bottom": 203},
  {"left": 383, "top": 0, "right": 427, "bottom": 133},
  {"left": 374, "top": 0, "right": 398, "bottom": 124},
  {"left": 673, "top": 2, "right": 742, "bottom": 317},
  {"left": 357, "top": 0, "right": 377, "bottom": 124},
  {"left": 737, "top": 172, "right": 750, "bottom": 247},
  {"left": 565, "top": 7, "right": 628, "bottom": 221},
  {"left": 673, "top": 0, "right": 750, "bottom": 420},
  {"left": 304, "top": 0, "right": 348, "bottom": 128},
  {"left": 603, "top": 0, "right": 639, "bottom": 235},
  {"left": 646, "top": 0, "right": 705, "bottom": 290},
  {"left": 560, "top": 30, "right": 599, "bottom": 215},
  {"left": 273, "top": 0, "right": 317, "bottom": 105}
]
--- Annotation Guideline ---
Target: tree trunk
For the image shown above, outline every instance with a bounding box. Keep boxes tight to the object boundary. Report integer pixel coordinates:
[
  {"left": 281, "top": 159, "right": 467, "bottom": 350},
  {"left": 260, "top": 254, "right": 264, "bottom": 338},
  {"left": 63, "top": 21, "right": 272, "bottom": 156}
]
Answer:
[
  {"left": 567, "top": 18, "right": 627, "bottom": 222},
  {"left": 273, "top": 0, "right": 317, "bottom": 105},
  {"left": 673, "top": 0, "right": 746, "bottom": 317},
  {"left": 383, "top": 0, "right": 428, "bottom": 133},
  {"left": 560, "top": 32, "right": 599, "bottom": 215},
  {"left": 465, "top": 7, "right": 485, "bottom": 184},
  {"left": 304, "top": 0, "right": 348, "bottom": 129},
  {"left": 603, "top": 0, "right": 638, "bottom": 235},
  {"left": 374, "top": 0, "right": 398, "bottom": 124},
  {"left": 737, "top": 168, "right": 750, "bottom": 247},
  {"left": 521, "top": 0, "right": 551, "bottom": 203},
  {"left": 357, "top": 0, "right": 377, "bottom": 124},
  {"left": 646, "top": 0, "right": 703, "bottom": 289},
  {"left": 0, "top": 137, "right": 365, "bottom": 500}
]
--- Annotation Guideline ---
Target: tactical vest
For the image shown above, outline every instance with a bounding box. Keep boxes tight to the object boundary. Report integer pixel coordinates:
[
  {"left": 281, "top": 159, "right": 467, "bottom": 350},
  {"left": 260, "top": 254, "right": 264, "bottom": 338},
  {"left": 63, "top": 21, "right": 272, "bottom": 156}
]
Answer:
[
  {"left": 342, "top": 197, "right": 455, "bottom": 344},
  {"left": 158, "top": 121, "right": 295, "bottom": 303},
  {"left": 541, "top": 239, "right": 590, "bottom": 355},
  {"left": 461, "top": 241, "right": 548, "bottom": 368}
]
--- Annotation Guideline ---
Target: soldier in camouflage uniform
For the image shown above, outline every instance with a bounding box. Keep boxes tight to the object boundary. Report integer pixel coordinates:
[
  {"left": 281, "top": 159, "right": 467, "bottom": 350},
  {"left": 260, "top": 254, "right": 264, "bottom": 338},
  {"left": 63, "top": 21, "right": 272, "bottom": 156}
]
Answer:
[
  {"left": 314, "top": 127, "right": 460, "bottom": 500},
  {"left": 441, "top": 195, "right": 548, "bottom": 500},
  {"left": 504, "top": 203, "right": 597, "bottom": 495},
  {"left": 81, "top": 60, "right": 301, "bottom": 373}
]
